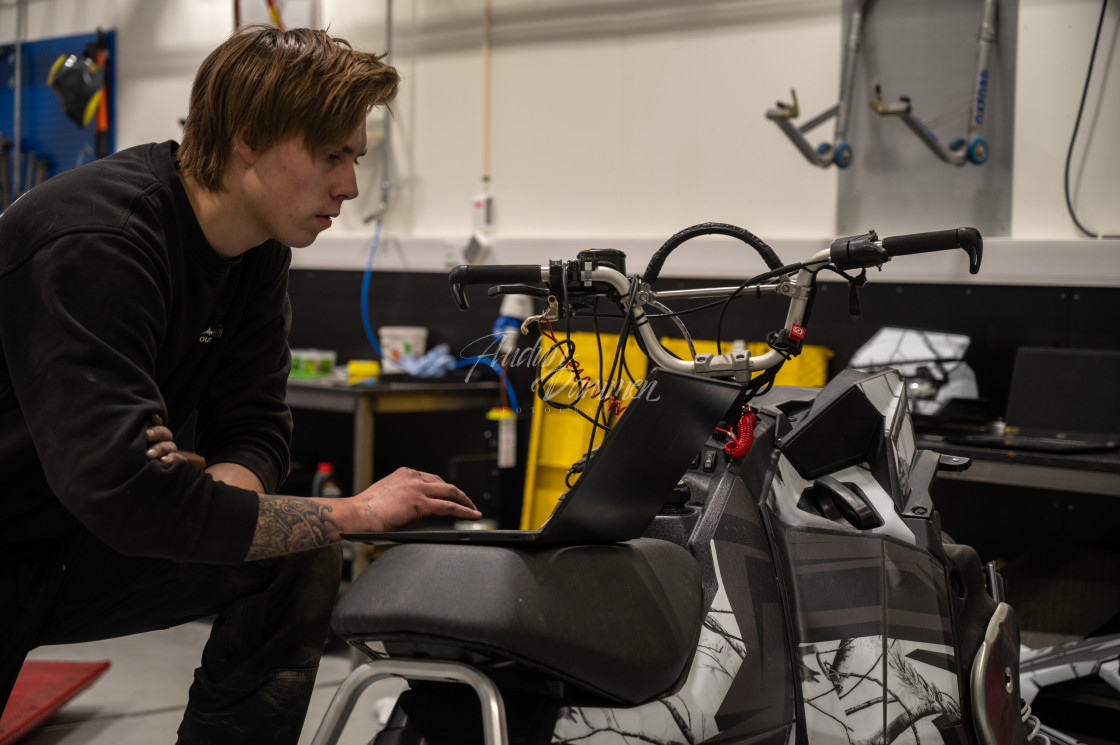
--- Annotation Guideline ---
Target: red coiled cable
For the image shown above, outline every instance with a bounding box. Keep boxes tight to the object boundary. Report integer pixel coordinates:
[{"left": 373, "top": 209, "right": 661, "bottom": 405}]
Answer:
[{"left": 723, "top": 405, "right": 757, "bottom": 458}]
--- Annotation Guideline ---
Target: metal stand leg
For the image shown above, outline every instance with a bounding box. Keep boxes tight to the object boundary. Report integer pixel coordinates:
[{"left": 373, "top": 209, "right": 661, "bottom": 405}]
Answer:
[{"left": 311, "top": 658, "right": 510, "bottom": 745}]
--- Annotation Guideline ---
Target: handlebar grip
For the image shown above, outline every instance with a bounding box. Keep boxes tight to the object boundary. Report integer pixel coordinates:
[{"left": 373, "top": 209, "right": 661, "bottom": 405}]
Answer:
[
  {"left": 881, "top": 227, "right": 983, "bottom": 274},
  {"left": 448, "top": 264, "right": 544, "bottom": 309}
]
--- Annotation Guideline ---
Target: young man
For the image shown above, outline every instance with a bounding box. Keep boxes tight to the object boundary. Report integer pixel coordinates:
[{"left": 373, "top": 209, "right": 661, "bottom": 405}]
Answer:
[{"left": 0, "top": 25, "right": 479, "bottom": 743}]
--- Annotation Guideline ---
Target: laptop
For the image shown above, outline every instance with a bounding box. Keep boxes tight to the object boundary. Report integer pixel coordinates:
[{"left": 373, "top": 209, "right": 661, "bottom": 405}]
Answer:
[
  {"left": 944, "top": 347, "right": 1120, "bottom": 454},
  {"left": 344, "top": 367, "right": 742, "bottom": 545}
]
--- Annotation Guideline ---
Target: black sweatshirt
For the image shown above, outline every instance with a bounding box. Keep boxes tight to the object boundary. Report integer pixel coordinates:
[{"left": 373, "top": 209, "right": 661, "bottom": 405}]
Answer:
[{"left": 0, "top": 141, "right": 292, "bottom": 564}]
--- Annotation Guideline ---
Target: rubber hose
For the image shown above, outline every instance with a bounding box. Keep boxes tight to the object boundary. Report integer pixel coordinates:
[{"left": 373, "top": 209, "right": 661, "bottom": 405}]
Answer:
[{"left": 642, "top": 222, "right": 784, "bottom": 285}]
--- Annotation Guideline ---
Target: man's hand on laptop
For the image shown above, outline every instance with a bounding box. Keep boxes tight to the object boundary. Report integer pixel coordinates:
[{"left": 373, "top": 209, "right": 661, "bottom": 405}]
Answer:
[{"left": 352, "top": 467, "right": 481, "bottom": 532}]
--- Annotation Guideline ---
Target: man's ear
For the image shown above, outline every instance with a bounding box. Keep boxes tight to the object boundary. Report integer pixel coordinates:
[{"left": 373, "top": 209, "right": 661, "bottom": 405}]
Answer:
[{"left": 232, "top": 125, "right": 257, "bottom": 166}]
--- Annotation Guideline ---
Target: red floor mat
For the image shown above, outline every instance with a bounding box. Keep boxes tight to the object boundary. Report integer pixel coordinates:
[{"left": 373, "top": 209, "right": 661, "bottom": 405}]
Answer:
[{"left": 0, "top": 661, "right": 110, "bottom": 745}]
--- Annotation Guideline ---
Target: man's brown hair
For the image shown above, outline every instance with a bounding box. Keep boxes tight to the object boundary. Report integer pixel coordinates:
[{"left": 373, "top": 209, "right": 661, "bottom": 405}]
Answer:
[{"left": 176, "top": 25, "right": 399, "bottom": 190}]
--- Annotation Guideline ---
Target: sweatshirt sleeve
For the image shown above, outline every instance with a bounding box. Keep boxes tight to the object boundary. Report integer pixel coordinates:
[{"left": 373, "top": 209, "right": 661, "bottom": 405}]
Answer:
[
  {"left": 193, "top": 244, "right": 294, "bottom": 494},
  {"left": 0, "top": 230, "right": 259, "bottom": 564}
]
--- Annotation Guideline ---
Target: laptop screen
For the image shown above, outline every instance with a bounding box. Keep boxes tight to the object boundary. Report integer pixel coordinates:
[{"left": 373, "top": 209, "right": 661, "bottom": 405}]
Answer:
[
  {"left": 1004, "top": 347, "right": 1120, "bottom": 437},
  {"left": 539, "top": 367, "right": 742, "bottom": 543}
]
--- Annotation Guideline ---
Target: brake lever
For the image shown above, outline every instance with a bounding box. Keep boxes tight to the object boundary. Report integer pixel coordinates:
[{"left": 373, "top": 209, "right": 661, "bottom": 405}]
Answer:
[{"left": 487, "top": 284, "right": 551, "bottom": 300}]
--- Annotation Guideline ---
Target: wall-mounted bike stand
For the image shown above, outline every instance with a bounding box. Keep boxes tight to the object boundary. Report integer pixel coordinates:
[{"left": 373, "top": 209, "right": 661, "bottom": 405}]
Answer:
[
  {"left": 868, "top": 0, "right": 996, "bottom": 166},
  {"left": 765, "top": 0, "right": 869, "bottom": 169}
]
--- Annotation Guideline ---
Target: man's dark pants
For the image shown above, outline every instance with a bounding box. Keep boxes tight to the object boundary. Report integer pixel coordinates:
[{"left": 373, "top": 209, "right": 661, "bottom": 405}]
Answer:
[{"left": 0, "top": 528, "right": 342, "bottom": 744}]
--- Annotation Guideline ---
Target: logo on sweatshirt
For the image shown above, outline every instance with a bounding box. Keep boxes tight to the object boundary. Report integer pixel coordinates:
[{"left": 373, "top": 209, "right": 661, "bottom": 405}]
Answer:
[{"left": 199, "top": 326, "right": 224, "bottom": 344}]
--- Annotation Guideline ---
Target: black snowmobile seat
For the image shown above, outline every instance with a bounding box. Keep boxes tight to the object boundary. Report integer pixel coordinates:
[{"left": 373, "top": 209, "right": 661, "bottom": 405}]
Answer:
[{"left": 331, "top": 537, "right": 704, "bottom": 706}]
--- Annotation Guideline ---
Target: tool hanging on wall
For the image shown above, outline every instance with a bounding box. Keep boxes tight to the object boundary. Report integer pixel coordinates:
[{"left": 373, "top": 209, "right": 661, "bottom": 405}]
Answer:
[
  {"left": 46, "top": 30, "right": 111, "bottom": 161},
  {"left": 264, "top": 0, "right": 285, "bottom": 29},
  {"left": 359, "top": 0, "right": 396, "bottom": 368},
  {"left": 765, "top": 0, "right": 869, "bottom": 169},
  {"left": 233, "top": 0, "right": 292, "bottom": 30},
  {"left": 93, "top": 31, "right": 110, "bottom": 158},
  {"left": 46, "top": 45, "right": 104, "bottom": 129},
  {"left": 462, "top": 0, "right": 495, "bottom": 263},
  {"left": 869, "top": 0, "right": 996, "bottom": 165},
  {"left": 362, "top": 0, "right": 394, "bottom": 225}
]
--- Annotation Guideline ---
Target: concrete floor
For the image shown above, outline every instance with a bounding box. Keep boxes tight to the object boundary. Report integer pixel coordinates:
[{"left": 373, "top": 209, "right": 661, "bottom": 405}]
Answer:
[
  {"left": 15, "top": 620, "right": 1118, "bottom": 745},
  {"left": 18, "top": 621, "right": 405, "bottom": 745}
]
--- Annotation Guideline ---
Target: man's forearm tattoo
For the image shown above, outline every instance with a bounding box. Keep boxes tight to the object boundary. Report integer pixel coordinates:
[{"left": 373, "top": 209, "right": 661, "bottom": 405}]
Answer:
[{"left": 246, "top": 496, "right": 340, "bottom": 560}]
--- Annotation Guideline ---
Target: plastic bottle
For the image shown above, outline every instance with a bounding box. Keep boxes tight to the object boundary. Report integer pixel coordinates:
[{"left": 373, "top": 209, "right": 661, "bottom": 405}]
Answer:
[{"left": 311, "top": 462, "right": 343, "bottom": 498}]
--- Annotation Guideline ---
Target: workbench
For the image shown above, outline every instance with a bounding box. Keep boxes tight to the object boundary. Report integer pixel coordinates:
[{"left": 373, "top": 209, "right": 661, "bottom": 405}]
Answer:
[
  {"left": 915, "top": 434, "right": 1120, "bottom": 498},
  {"left": 285, "top": 377, "right": 502, "bottom": 496}
]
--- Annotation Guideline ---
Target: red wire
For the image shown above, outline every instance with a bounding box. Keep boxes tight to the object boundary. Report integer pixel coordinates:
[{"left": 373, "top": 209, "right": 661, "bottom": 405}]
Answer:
[
  {"left": 537, "top": 319, "right": 625, "bottom": 416},
  {"left": 724, "top": 406, "right": 756, "bottom": 458}
]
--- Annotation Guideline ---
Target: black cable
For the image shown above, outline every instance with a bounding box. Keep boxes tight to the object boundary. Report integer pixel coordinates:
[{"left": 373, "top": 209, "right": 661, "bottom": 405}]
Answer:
[
  {"left": 745, "top": 362, "right": 783, "bottom": 399},
  {"left": 533, "top": 334, "right": 612, "bottom": 435},
  {"left": 535, "top": 280, "right": 640, "bottom": 468},
  {"left": 642, "top": 222, "right": 785, "bottom": 285},
  {"left": 593, "top": 297, "right": 605, "bottom": 395},
  {"left": 1064, "top": 0, "right": 1119, "bottom": 239},
  {"left": 647, "top": 295, "right": 763, "bottom": 319},
  {"left": 576, "top": 276, "right": 797, "bottom": 323},
  {"left": 584, "top": 279, "right": 638, "bottom": 458},
  {"left": 587, "top": 295, "right": 759, "bottom": 321},
  {"left": 535, "top": 338, "right": 580, "bottom": 406},
  {"left": 714, "top": 262, "right": 807, "bottom": 352}
]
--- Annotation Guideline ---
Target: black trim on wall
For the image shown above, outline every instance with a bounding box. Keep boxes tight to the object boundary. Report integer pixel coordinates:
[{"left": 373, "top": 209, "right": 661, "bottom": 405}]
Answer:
[{"left": 289, "top": 269, "right": 1120, "bottom": 420}]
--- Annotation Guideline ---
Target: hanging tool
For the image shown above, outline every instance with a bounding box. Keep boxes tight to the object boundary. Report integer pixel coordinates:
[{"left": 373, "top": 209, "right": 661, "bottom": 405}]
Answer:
[
  {"left": 93, "top": 30, "right": 111, "bottom": 158},
  {"left": 765, "top": 0, "right": 869, "bottom": 169},
  {"left": 465, "top": 0, "right": 495, "bottom": 262},
  {"left": 47, "top": 47, "right": 104, "bottom": 129},
  {"left": 869, "top": 0, "right": 997, "bottom": 166},
  {"left": 264, "top": 0, "right": 285, "bottom": 30},
  {"left": 363, "top": 0, "right": 395, "bottom": 225}
]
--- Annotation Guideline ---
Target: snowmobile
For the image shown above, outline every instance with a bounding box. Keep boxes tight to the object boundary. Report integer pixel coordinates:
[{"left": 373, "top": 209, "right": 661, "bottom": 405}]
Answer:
[{"left": 311, "top": 223, "right": 1066, "bottom": 745}]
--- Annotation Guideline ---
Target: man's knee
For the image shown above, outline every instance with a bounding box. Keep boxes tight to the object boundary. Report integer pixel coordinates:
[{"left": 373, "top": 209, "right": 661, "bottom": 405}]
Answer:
[
  {"left": 299, "top": 543, "right": 343, "bottom": 584},
  {"left": 277, "top": 544, "right": 343, "bottom": 622}
]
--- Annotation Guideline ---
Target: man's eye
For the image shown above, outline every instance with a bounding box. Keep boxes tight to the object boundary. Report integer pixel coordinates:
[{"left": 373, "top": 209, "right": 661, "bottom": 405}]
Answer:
[{"left": 353, "top": 158, "right": 362, "bottom": 167}]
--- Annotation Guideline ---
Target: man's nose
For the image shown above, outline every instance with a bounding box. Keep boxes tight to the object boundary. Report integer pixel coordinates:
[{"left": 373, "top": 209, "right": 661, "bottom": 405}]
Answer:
[{"left": 335, "top": 165, "right": 359, "bottom": 201}]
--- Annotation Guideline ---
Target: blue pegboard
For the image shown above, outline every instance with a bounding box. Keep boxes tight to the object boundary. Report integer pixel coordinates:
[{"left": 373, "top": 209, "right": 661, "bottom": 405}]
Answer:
[{"left": 0, "top": 30, "right": 116, "bottom": 210}]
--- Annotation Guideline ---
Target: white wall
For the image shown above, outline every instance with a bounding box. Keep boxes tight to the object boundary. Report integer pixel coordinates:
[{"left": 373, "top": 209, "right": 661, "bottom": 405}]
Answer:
[{"left": 3, "top": 0, "right": 1118, "bottom": 283}]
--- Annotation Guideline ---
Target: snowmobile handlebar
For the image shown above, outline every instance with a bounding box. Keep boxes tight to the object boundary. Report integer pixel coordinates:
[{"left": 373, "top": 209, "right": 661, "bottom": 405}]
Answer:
[{"left": 447, "top": 225, "right": 982, "bottom": 381}]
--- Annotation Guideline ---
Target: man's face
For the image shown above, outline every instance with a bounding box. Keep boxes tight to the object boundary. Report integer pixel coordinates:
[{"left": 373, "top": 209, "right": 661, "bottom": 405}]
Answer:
[{"left": 242, "top": 125, "right": 367, "bottom": 248}]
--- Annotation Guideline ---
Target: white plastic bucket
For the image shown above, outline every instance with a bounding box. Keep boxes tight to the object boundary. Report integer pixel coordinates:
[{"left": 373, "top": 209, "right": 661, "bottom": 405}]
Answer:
[{"left": 378, "top": 326, "right": 428, "bottom": 374}]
